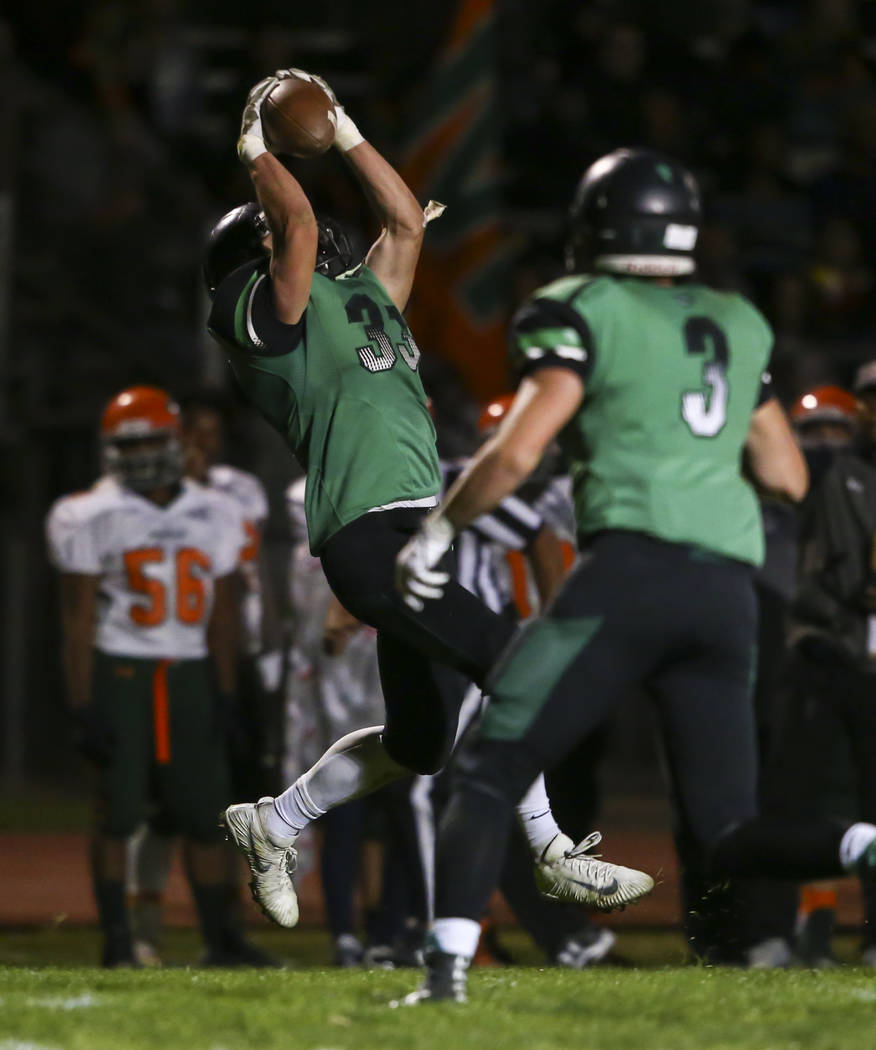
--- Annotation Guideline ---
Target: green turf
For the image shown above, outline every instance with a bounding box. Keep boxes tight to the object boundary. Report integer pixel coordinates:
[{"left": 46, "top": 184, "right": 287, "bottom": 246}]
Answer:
[{"left": 0, "top": 929, "right": 873, "bottom": 1050}]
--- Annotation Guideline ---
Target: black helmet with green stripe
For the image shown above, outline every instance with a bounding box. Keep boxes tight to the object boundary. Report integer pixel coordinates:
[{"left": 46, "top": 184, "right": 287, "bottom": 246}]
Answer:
[{"left": 566, "top": 148, "right": 701, "bottom": 277}]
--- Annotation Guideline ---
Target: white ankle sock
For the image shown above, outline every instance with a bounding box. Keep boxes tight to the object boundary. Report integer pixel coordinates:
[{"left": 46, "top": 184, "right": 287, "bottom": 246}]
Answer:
[
  {"left": 839, "top": 822, "right": 876, "bottom": 870},
  {"left": 431, "top": 918, "right": 481, "bottom": 959},
  {"left": 515, "top": 774, "right": 561, "bottom": 857},
  {"left": 266, "top": 781, "right": 322, "bottom": 842}
]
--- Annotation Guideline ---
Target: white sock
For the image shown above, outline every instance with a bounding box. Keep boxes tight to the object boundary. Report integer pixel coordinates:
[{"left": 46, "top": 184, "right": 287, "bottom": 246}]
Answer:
[
  {"left": 267, "top": 726, "right": 407, "bottom": 842},
  {"left": 265, "top": 781, "right": 322, "bottom": 842},
  {"left": 431, "top": 917, "right": 481, "bottom": 959},
  {"left": 515, "top": 773, "right": 562, "bottom": 857},
  {"left": 839, "top": 822, "right": 876, "bottom": 871}
]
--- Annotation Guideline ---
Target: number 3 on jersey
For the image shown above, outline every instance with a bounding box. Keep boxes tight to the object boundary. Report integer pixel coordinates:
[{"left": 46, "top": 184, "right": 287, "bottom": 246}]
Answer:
[
  {"left": 681, "top": 317, "right": 729, "bottom": 438},
  {"left": 124, "top": 548, "right": 210, "bottom": 626},
  {"left": 345, "top": 294, "right": 421, "bottom": 374}
]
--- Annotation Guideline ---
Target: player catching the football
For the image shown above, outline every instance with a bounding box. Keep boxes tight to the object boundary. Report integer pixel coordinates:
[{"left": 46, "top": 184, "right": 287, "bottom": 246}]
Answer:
[{"left": 207, "top": 70, "right": 653, "bottom": 933}]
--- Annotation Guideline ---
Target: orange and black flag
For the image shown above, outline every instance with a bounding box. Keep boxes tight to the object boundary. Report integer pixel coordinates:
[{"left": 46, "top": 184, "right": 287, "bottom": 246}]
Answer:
[{"left": 400, "top": 0, "right": 514, "bottom": 402}]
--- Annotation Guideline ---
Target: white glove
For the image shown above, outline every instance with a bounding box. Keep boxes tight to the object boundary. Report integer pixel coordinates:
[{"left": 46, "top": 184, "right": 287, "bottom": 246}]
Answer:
[
  {"left": 275, "top": 67, "right": 364, "bottom": 152},
  {"left": 238, "top": 75, "right": 279, "bottom": 165},
  {"left": 395, "top": 514, "right": 455, "bottom": 612}
]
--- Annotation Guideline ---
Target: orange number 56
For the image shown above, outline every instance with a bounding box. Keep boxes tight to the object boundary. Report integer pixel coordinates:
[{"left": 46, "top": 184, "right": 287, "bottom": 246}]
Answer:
[{"left": 124, "top": 547, "right": 211, "bottom": 627}]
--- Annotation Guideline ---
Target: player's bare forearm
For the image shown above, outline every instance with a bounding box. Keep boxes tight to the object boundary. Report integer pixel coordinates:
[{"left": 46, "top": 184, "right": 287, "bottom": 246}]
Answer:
[
  {"left": 746, "top": 398, "right": 809, "bottom": 502},
  {"left": 59, "top": 573, "right": 98, "bottom": 709},
  {"left": 441, "top": 440, "right": 542, "bottom": 534},
  {"left": 248, "top": 152, "right": 319, "bottom": 323},
  {"left": 345, "top": 142, "right": 424, "bottom": 309},
  {"left": 248, "top": 153, "right": 317, "bottom": 245},
  {"left": 208, "top": 573, "right": 239, "bottom": 693},
  {"left": 442, "top": 370, "right": 585, "bottom": 533}
]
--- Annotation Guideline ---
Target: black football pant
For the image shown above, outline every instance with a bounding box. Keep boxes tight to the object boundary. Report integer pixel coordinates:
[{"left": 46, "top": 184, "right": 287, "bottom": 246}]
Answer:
[
  {"left": 320, "top": 508, "right": 515, "bottom": 775},
  {"left": 434, "top": 532, "right": 848, "bottom": 924}
]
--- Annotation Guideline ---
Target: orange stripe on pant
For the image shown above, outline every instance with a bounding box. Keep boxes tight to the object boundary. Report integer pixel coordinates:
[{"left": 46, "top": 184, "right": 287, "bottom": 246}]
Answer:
[{"left": 152, "top": 659, "right": 172, "bottom": 764}]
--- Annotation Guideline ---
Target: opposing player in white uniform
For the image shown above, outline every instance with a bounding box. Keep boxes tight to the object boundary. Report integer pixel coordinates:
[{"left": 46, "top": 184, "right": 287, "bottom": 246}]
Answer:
[
  {"left": 125, "top": 391, "right": 281, "bottom": 966},
  {"left": 46, "top": 386, "right": 253, "bottom": 967}
]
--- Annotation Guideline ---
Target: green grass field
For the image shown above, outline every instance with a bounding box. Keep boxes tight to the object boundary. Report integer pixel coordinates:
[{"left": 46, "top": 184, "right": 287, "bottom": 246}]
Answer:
[{"left": 1, "top": 928, "right": 873, "bottom": 1050}]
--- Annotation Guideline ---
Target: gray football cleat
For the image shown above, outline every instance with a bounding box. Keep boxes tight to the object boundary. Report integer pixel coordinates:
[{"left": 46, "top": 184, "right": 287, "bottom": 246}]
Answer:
[
  {"left": 221, "top": 798, "right": 299, "bottom": 928},
  {"left": 535, "top": 831, "right": 654, "bottom": 912}
]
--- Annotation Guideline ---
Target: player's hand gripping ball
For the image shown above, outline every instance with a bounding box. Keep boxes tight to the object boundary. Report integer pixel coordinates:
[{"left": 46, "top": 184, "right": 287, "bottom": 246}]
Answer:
[{"left": 261, "top": 72, "right": 335, "bottom": 158}]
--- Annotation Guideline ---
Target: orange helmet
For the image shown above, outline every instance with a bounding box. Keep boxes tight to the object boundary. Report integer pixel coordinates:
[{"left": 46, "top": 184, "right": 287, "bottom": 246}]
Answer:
[
  {"left": 790, "top": 386, "right": 858, "bottom": 426},
  {"left": 101, "top": 386, "right": 182, "bottom": 492},
  {"left": 478, "top": 394, "right": 515, "bottom": 435}
]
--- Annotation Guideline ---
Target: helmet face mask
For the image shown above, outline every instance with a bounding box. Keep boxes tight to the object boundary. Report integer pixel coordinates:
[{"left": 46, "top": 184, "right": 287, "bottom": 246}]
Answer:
[
  {"left": 101, "top": 387, "right": 183, "bottom": 493},
  {"left": 102, "top": 434, "right": 183, "bottom": 493},
  {"left": 567, "top": 148, "right": 701, "bottom": 277},
  {"left": 315, "top": 217, "right": 356, "bottom": 279}
]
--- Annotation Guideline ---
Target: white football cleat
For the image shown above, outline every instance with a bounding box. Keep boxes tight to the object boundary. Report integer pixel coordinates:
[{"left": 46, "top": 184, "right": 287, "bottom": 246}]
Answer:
[
  {"left": 535, "top": 831, "right": 654, "bottom": 912},
  {"left": 221, "top": 797, "right": 299, "bottom": 928}
]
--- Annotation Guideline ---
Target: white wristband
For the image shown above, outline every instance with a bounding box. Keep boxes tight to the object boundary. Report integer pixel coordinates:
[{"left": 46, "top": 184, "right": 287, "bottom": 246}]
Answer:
[
  {"left": 331, "top": 108, "right": 365, "bottom": 152},
  {"left": 238, "top": 133, "right": 268, "bottom": 166}
]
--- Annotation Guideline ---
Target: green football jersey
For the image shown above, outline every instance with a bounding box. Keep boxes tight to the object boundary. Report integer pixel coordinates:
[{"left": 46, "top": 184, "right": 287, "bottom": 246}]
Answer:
[
  {"left": 510, "top": 274, "right": 773, "bottom": 566},
  {"left": 208, "top": 261, "right": 440, "bottom": 554}
]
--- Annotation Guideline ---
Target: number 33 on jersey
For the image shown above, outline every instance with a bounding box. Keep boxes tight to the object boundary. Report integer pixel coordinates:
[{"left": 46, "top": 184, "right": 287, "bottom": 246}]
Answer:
[{"left": 46, "top": 477, "right": 246, "bottom": 659}]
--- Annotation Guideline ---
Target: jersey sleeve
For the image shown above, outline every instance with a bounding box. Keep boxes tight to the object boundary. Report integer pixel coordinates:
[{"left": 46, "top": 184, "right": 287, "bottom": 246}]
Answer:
[
  {"left": 207, "top": 260, "right": 305, "bottom": 357},
  {"left": 509, "top": 296, "right": 596, "bottom": 383},
  {"left": 46, "top": 497, "right": 101, "bottom": 574}
]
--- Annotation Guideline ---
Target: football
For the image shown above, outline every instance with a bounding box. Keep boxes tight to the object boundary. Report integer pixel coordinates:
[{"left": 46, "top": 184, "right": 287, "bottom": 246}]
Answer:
[{"left": 261, "top": 76, "right": 335, "bottom": 159}]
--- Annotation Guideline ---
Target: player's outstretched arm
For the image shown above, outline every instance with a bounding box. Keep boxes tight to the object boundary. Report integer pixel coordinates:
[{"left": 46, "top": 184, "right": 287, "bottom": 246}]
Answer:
[
  {"left": 296, "top": 72, "right": 425, "bottom": 310},
  {"left": 746, "top": 397, "right": 809, "bottom": 503},
  {"left": 396, "top": 369, "right": 583, "bottom": 610},
  {"left": 440, "top": 369, "right": 584, "bottom": 533},
  {"left": 238, "top": 76, "right": 319, "bottom": 325},
  {"left": 341, "top": 141, "right": 425, "bottom": 311}
]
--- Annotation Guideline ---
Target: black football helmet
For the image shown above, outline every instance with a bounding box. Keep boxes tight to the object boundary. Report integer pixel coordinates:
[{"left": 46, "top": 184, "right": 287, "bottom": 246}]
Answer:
[
  {"left": 566, "top": 148, "right": 701, "bottom": 277},
  {"left": 203, "top": 205, "right": 356, "bottom": 294},
  {"left": 203, "top": 203, "right": 269, "bottom": 297}
]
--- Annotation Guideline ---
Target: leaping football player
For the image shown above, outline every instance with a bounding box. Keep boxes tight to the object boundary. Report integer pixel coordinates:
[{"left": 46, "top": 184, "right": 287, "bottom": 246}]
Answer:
[{"left": 205, "top": 69, "right": 653, "bottom": 932}]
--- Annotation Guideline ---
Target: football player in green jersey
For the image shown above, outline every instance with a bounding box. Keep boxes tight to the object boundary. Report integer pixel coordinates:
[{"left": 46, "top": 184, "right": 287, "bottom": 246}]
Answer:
[
  {"left": 395, "top": 148, "right": 876, "bottom": 1003},
  {"left": 207, "top": 72, "right": 652, "bottom": 933}
]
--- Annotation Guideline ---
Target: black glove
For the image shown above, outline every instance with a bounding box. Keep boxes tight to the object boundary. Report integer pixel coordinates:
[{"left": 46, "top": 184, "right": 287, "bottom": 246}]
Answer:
[{"left": 70, "top": 704, "right": 114, "bottom": 766}]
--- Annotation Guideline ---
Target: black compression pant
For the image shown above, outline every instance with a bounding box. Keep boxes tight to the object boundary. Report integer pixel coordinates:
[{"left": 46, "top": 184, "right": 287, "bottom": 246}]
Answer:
[
  {"left": 319, "top": 508, "right": 515, "bottom": 775},
  {"left": 433, "top": 532, "right": 847, "bottom": 923}
]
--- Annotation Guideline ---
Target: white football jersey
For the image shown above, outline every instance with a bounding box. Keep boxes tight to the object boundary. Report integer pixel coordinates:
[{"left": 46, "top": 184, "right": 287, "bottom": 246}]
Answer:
[
  {"left": 46, "top": 477, "right": 246, "bottom": 660},
  {"left": 206, "top": 464, "right": 269, "bottom": 653}
]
